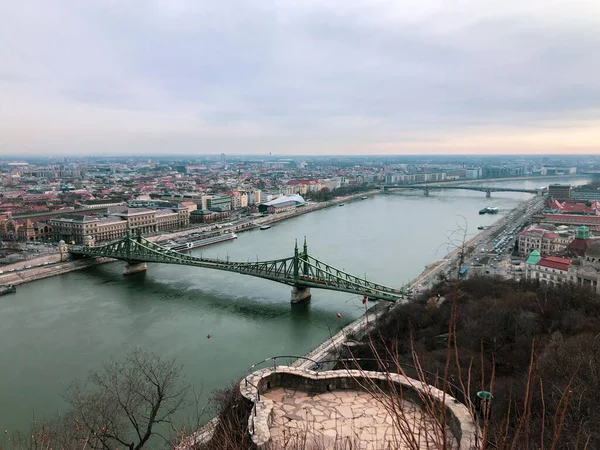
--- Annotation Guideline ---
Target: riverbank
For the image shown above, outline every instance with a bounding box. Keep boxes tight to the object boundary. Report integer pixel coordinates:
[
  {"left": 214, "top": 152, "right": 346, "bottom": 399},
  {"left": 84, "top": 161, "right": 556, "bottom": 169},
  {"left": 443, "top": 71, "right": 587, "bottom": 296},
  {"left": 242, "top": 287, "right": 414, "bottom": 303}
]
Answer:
[
  {"left": 0, "top": 191, "right": 378, "bottom": 288},
  {"left": 291, "top": 193, "right": 545, "bottom": 369},
  {"left": 0, "top": 256, "right": 114, "bottom": 286}
]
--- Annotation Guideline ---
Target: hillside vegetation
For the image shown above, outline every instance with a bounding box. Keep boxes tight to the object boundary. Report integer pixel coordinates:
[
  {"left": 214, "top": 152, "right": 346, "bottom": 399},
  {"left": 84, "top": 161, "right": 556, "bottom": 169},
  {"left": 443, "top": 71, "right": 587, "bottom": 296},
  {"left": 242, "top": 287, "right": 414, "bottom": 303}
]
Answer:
[{"left": 349, "top": 276, "right": 600, "bottom": 449}]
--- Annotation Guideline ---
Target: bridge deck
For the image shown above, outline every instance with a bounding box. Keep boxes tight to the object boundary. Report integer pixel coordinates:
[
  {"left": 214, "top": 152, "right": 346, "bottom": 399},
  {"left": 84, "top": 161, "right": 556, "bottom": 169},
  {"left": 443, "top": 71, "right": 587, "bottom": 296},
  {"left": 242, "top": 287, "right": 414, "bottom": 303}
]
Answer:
[{"left": 70, "top": 233, "right": 407, "bottom": 302}]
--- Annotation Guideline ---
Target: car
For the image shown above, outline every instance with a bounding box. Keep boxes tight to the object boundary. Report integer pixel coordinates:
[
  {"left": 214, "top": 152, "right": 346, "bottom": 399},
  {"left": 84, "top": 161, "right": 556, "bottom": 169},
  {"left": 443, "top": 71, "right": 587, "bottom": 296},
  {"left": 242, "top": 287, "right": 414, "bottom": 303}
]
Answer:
[
  {"left": 25, "top": 265, "right": 32, "bottom": 269},
  {"left": 43, "top": 262, "right": 49, "bottom": 265}
]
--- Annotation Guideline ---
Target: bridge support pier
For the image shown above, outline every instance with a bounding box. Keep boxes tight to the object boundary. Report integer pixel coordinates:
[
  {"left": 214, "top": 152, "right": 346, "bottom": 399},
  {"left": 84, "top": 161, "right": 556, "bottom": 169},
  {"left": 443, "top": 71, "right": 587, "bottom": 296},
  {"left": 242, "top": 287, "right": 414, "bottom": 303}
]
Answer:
[
  {"left": 424, "top": 187, "right": 429, "bottom": 197},
  {"left": 486, "top": 190, "right": 491, "bottom": 198},
  {"left": 291, "top": 286, "right": 312, "bottom": 303},
  {"left": 124, "top": 262, "right": 147, "bottom": 275}
]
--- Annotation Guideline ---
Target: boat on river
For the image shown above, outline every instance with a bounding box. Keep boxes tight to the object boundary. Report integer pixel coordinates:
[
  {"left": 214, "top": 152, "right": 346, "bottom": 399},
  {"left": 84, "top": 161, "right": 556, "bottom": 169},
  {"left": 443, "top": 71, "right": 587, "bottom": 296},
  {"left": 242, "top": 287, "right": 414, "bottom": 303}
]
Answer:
[
  {"left": 338, "top": 203, "right": 345, "bottom": 206},
  {"left": 165, "top": 232, "right": 237, "bottom": 252},
  {"left": 259, "top": 225, "right": 271, "bottom": 230},
  {"left": 479, "top": 206, "right": 499, "bottom": 215},
  {"left": 0, "top": 285, "right": 16, "bottom": 296}
]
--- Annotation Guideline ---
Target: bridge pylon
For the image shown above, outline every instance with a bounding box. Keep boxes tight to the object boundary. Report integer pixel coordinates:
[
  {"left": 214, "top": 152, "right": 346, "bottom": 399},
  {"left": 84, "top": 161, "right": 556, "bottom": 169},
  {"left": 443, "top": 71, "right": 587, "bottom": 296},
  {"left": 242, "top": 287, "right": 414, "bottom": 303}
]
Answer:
[
  {"left": 486, "top": 189, "right": 491, "bottom": 198},
  {"left": 424, "top": 187, "right": 429, "bottom": 196},
  {"left": 291, "top": 237, "right": 312, "bottom": 303}
]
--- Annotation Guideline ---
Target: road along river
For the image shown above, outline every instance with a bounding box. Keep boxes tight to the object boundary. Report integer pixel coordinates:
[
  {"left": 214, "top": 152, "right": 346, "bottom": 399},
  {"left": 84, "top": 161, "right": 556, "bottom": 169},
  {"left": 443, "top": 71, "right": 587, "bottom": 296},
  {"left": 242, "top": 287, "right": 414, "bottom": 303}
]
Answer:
[{"left": 0, "top": 176, "right": 592, "bottom": 434}]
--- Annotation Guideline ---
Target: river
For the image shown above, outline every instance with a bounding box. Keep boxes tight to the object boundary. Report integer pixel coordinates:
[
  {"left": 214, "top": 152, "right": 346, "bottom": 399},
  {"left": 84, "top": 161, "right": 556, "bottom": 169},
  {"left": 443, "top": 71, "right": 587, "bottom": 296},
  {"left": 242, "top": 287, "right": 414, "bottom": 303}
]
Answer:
[{"left": 0, "top": 176, "right": 592, "bottom": 434}]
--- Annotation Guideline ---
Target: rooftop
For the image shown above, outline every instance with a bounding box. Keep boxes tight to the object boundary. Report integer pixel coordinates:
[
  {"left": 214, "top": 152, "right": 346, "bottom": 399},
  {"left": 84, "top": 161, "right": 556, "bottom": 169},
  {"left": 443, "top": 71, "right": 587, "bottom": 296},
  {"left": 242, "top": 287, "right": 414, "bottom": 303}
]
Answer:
[
  {"left": 537, "top": 256, "right": 571, "bottom": 271},
  {"left": 261, "top": 194, "right": 306, "bottom": 207}
]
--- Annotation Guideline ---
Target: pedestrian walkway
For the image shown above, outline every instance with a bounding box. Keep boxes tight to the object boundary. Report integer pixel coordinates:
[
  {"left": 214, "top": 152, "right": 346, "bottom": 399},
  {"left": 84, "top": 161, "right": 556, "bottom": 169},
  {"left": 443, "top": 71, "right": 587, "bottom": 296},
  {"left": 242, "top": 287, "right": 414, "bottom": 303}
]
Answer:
[{"left": 264, "top": 388, "right": 458, "bottom": 450}]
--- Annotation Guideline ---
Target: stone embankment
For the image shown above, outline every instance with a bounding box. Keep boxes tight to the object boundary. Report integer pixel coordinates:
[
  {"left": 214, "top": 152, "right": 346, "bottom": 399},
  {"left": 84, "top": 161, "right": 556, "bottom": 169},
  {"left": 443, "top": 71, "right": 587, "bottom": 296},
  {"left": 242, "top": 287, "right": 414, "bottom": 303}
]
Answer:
[{"left": 0, "top": 256, "right": 113, "bottom": 286}]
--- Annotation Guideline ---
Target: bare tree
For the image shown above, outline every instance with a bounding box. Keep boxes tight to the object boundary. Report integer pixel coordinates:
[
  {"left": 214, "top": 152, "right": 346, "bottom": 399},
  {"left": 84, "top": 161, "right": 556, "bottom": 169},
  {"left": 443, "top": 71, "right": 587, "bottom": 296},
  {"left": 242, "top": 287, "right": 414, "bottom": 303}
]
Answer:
[{"left": 64, "top": 348, "right": 188, "bottom": 450}]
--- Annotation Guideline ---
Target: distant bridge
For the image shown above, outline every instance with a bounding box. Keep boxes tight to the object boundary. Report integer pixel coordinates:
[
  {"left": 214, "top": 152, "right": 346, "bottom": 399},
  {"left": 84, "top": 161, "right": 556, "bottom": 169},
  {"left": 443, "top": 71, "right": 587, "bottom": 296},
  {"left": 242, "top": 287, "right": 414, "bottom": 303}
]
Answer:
[
  {"left": 70, "top": 228, "right": 408, "bottom": 303},
  {"left": 380, "top": 184, "right": 545, "bottom": 198}
]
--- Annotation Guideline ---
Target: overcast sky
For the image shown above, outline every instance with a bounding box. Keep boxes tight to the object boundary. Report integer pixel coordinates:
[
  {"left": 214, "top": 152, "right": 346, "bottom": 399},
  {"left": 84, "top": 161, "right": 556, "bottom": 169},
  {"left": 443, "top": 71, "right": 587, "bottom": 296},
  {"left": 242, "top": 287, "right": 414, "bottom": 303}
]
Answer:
[{"left": 1, "top": 0, "right": 599, "bottom": 156}]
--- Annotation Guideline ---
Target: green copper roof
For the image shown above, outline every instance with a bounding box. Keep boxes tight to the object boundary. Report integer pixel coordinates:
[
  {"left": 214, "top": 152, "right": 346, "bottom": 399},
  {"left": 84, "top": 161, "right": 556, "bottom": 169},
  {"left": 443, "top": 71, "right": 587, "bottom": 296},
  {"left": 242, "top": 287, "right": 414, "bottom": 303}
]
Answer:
[
  {"left": 577, "top": 226, "right": 590, "bottom": 240},
  {"left": 526, "top": 250, "right": 542, "bottom": 265}
]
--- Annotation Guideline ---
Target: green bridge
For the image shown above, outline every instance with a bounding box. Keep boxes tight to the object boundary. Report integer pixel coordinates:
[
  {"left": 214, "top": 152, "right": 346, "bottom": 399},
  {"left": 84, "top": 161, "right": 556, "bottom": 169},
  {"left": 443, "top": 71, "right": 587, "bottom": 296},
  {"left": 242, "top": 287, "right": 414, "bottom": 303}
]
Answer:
[{"left": 70, "top": 228, "right": 407, "bottom": 303}]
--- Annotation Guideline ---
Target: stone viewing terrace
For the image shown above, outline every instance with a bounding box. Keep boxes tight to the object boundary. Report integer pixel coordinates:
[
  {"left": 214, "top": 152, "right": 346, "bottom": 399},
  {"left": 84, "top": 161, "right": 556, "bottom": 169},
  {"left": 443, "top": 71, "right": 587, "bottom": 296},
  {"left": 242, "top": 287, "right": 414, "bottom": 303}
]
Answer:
[
  {"left": 240, "top": 366, "right": 480, "bottom": 450},
  {"left": 264, "top": 387, "right": 457, "bottom": 449}
]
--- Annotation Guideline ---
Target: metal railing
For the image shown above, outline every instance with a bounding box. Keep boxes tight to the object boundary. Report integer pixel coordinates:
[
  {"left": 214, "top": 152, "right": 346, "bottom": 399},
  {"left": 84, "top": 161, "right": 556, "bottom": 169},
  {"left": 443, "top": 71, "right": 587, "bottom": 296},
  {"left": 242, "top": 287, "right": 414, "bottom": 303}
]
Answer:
[
  {"left": 242, "top": 355, "right": 495, "bottom": 448},
  {"left": 243, "top": 355, "right": 320, "bottom": 435}
]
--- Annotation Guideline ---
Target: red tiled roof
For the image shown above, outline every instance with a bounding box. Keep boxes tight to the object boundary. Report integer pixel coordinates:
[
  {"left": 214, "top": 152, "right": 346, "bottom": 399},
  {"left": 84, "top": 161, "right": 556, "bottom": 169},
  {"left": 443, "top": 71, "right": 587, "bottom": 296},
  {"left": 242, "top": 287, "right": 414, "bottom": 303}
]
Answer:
[
  {"left": 567, "top": 239, "right": 594, "bottom": 257},
  {"left": 544, "top": 215, "right": 600, "bottom": 224},
  {"left": 287, "top": 180, "right": 318, "bottom": 185},
  {"left": 520, "top": 228, "right": 545, "bottom": 236},
  {"left": 537, "top": 256, "right": 571, "bottom": 271}
]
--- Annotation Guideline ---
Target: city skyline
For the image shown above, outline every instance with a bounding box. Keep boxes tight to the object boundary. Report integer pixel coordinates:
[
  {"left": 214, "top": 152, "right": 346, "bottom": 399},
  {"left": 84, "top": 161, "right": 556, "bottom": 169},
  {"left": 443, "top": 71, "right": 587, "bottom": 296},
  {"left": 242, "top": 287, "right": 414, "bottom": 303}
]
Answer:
[{"left": 1, "top": 0, "right": 599, "bottom": 155}]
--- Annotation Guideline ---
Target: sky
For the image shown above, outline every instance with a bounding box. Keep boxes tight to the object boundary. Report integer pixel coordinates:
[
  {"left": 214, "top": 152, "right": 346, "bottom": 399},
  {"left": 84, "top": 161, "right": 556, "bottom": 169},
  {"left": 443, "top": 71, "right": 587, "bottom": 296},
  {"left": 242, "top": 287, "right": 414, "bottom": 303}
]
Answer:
[{"left": 1, "top": 0, "right": 599, "bottom": 156}]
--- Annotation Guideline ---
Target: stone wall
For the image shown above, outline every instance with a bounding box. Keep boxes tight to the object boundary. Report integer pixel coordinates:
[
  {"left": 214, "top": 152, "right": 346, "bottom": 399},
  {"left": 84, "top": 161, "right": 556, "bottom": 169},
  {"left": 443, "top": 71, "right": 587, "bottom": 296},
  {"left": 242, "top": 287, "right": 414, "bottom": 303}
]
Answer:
[
  {"left": 239, "top": 366, "right": 480, "bottom": 450},
  {"left": 0, "top": 257, "right": 113, "bottom": 286}
]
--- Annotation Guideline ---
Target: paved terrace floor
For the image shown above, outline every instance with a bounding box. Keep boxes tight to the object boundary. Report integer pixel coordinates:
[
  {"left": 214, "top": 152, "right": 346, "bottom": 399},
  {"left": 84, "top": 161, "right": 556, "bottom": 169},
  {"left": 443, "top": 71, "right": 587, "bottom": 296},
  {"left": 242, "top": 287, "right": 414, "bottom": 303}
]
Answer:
[{"left": 264, "top": 388, "right": 458, "bottom": 450}]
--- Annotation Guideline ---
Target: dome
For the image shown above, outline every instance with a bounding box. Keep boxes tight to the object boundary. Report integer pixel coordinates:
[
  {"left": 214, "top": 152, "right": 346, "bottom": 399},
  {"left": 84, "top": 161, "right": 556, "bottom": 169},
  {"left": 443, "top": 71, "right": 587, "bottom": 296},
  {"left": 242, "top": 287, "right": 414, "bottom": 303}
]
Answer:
[
  {"left": 576, "top": 226, "right": 590, "bottom": 240},
  {"left": 58, "top": 240, "right": 65, "bottom": 245},
  {"left": 526, "top": 250, "right": 541, "bottom": 265},
  {"left": 585, "top": 241, "right": 600, "bottom": 258}
]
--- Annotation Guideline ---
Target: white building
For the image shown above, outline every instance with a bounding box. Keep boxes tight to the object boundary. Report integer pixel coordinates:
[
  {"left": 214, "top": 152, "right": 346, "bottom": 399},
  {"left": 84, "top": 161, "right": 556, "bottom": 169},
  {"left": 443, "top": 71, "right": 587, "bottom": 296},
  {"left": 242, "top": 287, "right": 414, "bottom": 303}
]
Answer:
[
  {"left": 568, "top": 241, "right": 600, "bottom": 293},
  {"left": 525, "top": 251, "right": 572, "bottom": 286},
  {"left": 518, "top": 225, "right": 573, "bottom": 256}
]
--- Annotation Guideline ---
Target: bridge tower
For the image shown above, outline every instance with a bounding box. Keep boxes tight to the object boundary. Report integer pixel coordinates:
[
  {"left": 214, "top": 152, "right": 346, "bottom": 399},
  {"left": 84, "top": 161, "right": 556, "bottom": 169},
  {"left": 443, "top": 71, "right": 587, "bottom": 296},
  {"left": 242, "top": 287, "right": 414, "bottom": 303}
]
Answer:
[
  {"left": 291, "top": 237, "right": 312, "bottom": 303},
  {"left": 486, "top": 189, "right": 491, "bottom": 198},
  {"left": 123, "top": 226, "right": 147, "bottom": 275}
]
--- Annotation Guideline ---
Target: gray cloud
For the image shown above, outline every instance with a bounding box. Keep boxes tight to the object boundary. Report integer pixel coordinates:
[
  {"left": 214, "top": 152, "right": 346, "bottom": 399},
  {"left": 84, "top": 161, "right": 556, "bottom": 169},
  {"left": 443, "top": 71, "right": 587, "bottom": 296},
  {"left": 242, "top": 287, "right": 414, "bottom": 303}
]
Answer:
[{"left": 0, "top": 0, "right": 599, "bottom": 154}]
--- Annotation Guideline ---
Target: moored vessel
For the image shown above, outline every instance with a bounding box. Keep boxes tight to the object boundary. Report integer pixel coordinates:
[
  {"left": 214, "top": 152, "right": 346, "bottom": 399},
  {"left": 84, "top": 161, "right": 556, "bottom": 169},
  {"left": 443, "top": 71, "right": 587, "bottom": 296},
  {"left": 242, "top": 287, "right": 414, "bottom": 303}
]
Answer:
[
  {"left": 165, "top": 232, "right": 238, "bottom": 252},
  {"left": 0, "top": 285, "right": 16, "bottom": 296},
  {"left": 259, "top": 225, "right": 271, "bottom": 230},
  {"left": 479, "top": 206, "right": 499, "bottom": 215}
]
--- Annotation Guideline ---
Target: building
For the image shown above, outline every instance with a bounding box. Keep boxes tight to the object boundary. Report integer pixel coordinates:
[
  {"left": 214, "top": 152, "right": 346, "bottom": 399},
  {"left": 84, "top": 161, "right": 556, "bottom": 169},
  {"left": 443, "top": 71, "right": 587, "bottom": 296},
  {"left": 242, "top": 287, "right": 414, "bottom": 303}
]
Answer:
[
  {"left": 50, "top": 207, "right": 190, "bottom": 244},
  {"left": 206, "top": 195, "right": 232, "bottom": 212},
  {"left": 258, "top": 194, "right": 306, "bottom": 214},
  {"left": 465, "top": 168, "right": 482, "bottom": 179},
  {"left": 155, "top": 209, "right": 184, "bottom": 231},
  {"left": 247, "top": 190, "right": 261, "bottom": 205},
  {"left": 94, "top": 217, "right": 127, "bottom": 242},
  {"left": 230, "top": 192, "right": 248, "bottom": 209},
  {"left": 190, "top": 209, "right": 230, "bottom": 224},
  {"left": 518, "top": 225, "right": 573, "bottom": 256},
  {"left": 545, "top": 198, "right": 599, "bottom": 215},
  {"left": 548, "top": 184, "right": 572, "bottom": 201},
  {"left": 77, "top": 199, "right": 126, "bottom": 209},
  {"left": 565, "top": 226, "right": 596, "bottom": 257},
  {"left": 537, "top": 214, "right": 600, "bottom": 229},
  {"left": 571, "top": 190, "right": 600, "bottom": 201},
  {"left": 526, "top": 254, "right": 572, "bottom": 286},
  {"left": 285, "top": 180, "right": 323, "bottom": 195},
  {"left": 50, "top": 214, "right": 103, "bottom": 244},
  {"left": 567, "top": 241, "right": 600, "bottom": 293}
]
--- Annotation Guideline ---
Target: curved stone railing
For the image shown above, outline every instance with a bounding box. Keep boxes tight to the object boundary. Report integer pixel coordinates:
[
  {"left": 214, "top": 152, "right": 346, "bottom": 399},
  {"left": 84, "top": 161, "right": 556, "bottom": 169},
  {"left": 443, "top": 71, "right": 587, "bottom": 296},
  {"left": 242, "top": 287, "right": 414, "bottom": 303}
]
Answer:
[{"left": 239, "top": 366, "right": 480, "bottom": 449}]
